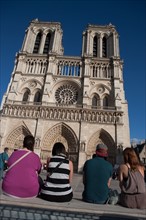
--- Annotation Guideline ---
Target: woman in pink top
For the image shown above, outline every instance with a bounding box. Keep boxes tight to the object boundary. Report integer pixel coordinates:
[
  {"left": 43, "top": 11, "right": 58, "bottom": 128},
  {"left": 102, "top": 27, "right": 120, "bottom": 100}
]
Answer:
[{"left": 2, "top": 135, "right": 42, "bottom": 198}]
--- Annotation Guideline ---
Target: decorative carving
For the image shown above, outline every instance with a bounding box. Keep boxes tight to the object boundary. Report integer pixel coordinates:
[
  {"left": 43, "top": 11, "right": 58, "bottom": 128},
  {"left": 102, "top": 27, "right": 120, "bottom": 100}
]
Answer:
[
  {"left": 55, "top": 84, "right": 78, "bottom": 105},
  {"left": 98, "top": 86, "right": 105, "bottom": 94},
  {"left": 29, "top": 81, "right": 37, "bottom": 88}
]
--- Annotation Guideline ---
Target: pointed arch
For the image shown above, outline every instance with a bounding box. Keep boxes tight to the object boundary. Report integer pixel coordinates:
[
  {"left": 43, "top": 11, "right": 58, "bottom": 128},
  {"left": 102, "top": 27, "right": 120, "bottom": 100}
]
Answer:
[
  {"left": 43, "top": 32, "right": 51, "bottom": 54},
  {"left": 102, "top": 36, "right": 107, "bottom": 57},
  {"left": 103, "top": 95, "right": 109, "bottom": 108},
  {"left": 41, "top": 122, "right": 79, "bottom": 172},
  {"left": 5, "top": 125, "right": 31, "bottom": 153},
  {"left": 87, "top": 128, "right": 116, "bottom": 164},
  {"left": 34, "top": 90, "right": 42, "bottom": 104},
  {"left": 92, "top": 93, "right": 100, "bottom": 108},
  {"left": 22, "top": 89, "right": 30, "bottom": 103},
  {"left": 93, "top": 35, "right": 98, "bottom": 57},
  {"left": 33, "top": 32, "right": 42, "bottom": 53}
]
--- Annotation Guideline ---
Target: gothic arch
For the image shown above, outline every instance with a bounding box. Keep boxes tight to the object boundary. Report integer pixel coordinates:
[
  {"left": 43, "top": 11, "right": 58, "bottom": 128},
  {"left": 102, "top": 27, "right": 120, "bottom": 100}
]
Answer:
[
  {"left": 41, "top": 122, "right": 79, "bottom": 171},
  {"left": 20, "top": 79, "right": 43, "bottom": 93},
  {"left": 5, "top": 125, "right": 31, "bottom": 154},
  {"left": 87, "top": 128, "right": 116, "bottom": 164}
]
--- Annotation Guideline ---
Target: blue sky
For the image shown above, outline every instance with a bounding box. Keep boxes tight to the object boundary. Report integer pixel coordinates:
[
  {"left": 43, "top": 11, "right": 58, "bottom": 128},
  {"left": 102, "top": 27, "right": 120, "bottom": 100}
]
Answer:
[{"left": 0, "top": 0, "right": 146, "bottom": 142}]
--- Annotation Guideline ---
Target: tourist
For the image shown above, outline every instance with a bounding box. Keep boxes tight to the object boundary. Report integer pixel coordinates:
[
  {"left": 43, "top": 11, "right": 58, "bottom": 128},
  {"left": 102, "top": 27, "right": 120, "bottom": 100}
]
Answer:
[
  {"left": 0, "top": 147, "right": 9, "bottom": 180},
  {"left": 2, "top": 135, "right": 42, "bottom": 198},
  {"left": 82, "top": 143, "right": 113, "bottom": 204},
  {"left": 40, "top": 142, "right": 73, "bottom": 202},
  {"left": 118, "top": 147, "right": 146, "bottom": 209}
]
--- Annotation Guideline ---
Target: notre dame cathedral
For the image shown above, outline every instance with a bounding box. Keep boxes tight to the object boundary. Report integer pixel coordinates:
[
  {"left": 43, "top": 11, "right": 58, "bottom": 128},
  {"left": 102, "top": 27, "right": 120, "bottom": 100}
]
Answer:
[{"left": 0, "top": 19, "right": 130, "bottom": 172}]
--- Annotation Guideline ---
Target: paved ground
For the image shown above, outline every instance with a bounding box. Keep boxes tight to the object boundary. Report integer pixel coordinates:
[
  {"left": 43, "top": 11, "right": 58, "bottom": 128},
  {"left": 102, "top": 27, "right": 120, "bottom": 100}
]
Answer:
[{"left": 0, "top": 172, "right": 146, "bottom": 220}]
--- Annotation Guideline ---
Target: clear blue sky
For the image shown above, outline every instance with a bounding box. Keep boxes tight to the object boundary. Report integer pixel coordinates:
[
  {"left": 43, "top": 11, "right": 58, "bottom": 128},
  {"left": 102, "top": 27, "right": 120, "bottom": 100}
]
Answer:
[{"left": 0, "top": 0, "right": 146, "bottom": 142}]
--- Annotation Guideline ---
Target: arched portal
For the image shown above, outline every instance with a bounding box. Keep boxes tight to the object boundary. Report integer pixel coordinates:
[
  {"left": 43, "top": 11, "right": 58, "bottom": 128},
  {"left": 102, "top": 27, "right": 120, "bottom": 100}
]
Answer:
[
  {"left": 87, "top": 129, "right": 116, "bottom": 164},
  {"left": 41, "top": 122, "right": 79, "bottom": 172},
  {"left": 5, "top": 125, "right": 31, "bottom": 155}
]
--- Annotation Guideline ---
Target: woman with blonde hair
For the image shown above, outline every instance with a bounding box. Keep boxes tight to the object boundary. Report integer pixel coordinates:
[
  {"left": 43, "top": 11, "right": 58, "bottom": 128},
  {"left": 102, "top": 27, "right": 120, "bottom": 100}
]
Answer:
[{"left": 118, "top": 147, "right": 146, "bottom": 209}]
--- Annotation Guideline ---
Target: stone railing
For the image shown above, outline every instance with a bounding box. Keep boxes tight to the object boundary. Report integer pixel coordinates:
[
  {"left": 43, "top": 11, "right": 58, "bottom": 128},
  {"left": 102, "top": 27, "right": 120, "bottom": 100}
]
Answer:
[
  {"left": 56, "top": 57, "right": 81, "bottom": 77},
  {"left": 2, "top": 102, "right": 123, "bottom": 124},
  {"left": 25, "top": 57, "right": 48, "bottom": 75},
  {"left": 22, "top": 55, "right": 113, "bottom": 79}
]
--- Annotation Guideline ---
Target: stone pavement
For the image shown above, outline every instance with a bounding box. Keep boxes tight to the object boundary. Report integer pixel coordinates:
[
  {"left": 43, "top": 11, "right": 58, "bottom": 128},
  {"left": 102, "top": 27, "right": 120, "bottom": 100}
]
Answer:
[{"left": 0, "top": 172, "right": 146, "bottom": 220}]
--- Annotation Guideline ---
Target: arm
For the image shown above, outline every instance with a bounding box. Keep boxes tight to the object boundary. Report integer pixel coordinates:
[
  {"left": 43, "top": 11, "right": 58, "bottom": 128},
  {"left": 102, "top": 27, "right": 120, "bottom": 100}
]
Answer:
[
  {"left": 46, "top": 157, "right": 51, "bottom": 171},
  {"left": 69, "top": 160, "right": 73, "bottom": 183},
  {"left": 107, "top": 177, "right": 112, "bottom": 187},
  {"left": 118, "top": 164, "right": 128, "bottom": 188},
  {"left": 138, "top": 165, "right": 145, "bottom": 177}
]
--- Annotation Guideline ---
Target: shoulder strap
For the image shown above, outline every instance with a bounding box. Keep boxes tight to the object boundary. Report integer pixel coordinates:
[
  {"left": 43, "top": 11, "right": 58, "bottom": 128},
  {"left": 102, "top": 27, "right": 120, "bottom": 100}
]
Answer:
[
  {"left": 6, "top": 151, "right": 31, "bottom": 172},
  {"left": 48, "top": 159, "right": 65, "bottom": 177}
]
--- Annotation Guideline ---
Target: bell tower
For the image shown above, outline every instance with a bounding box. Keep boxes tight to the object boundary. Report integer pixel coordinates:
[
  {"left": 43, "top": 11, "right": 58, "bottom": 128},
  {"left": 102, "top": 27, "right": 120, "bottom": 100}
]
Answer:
[{"left": 82, "top": 23, "right": 120, "bottom": 58}]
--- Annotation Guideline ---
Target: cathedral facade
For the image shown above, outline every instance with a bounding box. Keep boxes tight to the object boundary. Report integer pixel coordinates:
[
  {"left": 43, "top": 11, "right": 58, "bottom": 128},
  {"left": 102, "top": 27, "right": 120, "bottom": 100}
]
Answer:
[{"left": 0, "top": 19, "right": 130, "bottom": 172}]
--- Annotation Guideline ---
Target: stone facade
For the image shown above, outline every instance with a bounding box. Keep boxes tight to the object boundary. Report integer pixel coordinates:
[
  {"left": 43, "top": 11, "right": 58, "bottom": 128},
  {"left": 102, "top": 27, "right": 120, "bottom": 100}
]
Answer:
[{"left": 0, "top": 19, "right": 130, "bottom": 172}]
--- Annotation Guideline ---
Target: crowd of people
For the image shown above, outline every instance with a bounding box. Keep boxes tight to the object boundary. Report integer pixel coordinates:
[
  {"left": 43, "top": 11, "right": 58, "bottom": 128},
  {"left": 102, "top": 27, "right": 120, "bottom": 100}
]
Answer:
[{"left": 0, "top": 135, "right": 146, "bottom": 209}]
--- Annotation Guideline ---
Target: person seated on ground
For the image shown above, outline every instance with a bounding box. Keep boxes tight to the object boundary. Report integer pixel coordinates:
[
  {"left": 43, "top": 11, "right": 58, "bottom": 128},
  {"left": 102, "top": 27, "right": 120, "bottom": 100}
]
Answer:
[
  {"left": 40, "top": 142, "right": 73, "bottom": 202},
  {"left": 0, "top": 147, "right": 9, "bottom": 180},
  {"left": 2, "top": 135, "right": 42, "bottom": 198},
  {"left": 82, "top": 143, "right": 113, "bottom": 204},
  {"left": 118, "top": 147, "right": 146, "bottom": 209}
]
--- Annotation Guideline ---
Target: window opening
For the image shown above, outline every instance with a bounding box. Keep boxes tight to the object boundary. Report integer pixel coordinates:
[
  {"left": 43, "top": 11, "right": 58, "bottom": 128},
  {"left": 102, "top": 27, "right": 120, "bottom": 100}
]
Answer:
[
  {"left": 33, "top": 32, "right": 42, "bottom": 54},
  {"left": 93, "top": 36, "right": 97, "bottom": 57}
]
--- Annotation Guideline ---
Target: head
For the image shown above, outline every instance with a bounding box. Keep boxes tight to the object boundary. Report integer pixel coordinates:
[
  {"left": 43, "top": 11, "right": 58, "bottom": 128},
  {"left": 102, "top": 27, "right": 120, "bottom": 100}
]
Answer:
[
  {"left": 4, "top": 147, "right": 9, "bottom": 153},
  {"left": 96, "top": 143, "right": 108, "bottom": 158},
  {"left": 23, "top": 135, "right": 35, "bottom": 151},
  {"left": 52, "top": 142, "right": 66, "bottom": 156},
  {"left": 123, "top": 147, "right": 140, "bottom": 170}
]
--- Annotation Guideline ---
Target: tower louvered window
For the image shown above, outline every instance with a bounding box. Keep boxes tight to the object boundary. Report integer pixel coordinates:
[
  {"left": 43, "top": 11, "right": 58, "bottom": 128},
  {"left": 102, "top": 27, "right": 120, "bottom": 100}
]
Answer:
[
  {"left": 33, "top": 32, "right": 42, "bottom": 54},
  {"left": 102, "top": 36, "right": 107, "bottom": 57},
  {"left": 93, "top": 36, "right": 97, "bottom": 57},
  {"left": 43, "top": 33, "right": 51, "bottom": 54}
]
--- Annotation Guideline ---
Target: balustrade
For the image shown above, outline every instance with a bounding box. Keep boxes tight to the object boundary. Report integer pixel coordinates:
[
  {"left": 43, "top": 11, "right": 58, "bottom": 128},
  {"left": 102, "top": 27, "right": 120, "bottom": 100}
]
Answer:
[{"left": 2, "top": 103, "right": 123, "bottom": 124}]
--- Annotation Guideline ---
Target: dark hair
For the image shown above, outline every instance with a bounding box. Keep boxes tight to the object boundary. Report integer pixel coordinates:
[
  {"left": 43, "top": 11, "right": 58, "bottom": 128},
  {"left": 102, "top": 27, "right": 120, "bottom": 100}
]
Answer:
[
  {"left": 4, "top": 147, "right": 9, "bottom": 152},
  {"left": 23, "top": 135, "right": 35, "bottom": 151},
  {"left": 52, "top": 142, "right": 66, "bottom": 156}
]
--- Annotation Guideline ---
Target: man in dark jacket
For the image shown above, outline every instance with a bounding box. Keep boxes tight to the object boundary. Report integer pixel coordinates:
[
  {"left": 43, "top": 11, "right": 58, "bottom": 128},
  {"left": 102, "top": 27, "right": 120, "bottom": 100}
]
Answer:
[{"left": 82, "top": 143, "right": 113, "bottom": 204}]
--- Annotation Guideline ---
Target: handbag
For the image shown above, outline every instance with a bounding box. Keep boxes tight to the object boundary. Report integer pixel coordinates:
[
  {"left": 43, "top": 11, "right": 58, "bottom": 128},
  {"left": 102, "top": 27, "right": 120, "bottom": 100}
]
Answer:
[{"left": 106, "top": 189, "right": 119, "bottom": 205}]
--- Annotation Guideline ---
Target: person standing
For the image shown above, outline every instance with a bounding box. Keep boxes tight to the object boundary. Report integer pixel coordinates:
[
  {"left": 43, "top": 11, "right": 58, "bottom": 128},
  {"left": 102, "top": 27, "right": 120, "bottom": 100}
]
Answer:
[
  {"left": 0, "top": 147, "right": 9, "bottom": 180},
  {"left": 2, "top": 135, "right": 42, "bottom": 198},
  {"left": 118, "top": 147, "right": 146, "bottom": 209},
  {"left": 82, "top": 143, "right": 113, "bottom": 204},
  {"left": 40, "top": 142, "right": 73, "bottom": 202}
]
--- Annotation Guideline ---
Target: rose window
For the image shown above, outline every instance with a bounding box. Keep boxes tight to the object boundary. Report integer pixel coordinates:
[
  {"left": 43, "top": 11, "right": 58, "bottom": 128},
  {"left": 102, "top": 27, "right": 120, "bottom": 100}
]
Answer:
[{"left": 55, "top": 84, "right": 78, "bottom": 105}]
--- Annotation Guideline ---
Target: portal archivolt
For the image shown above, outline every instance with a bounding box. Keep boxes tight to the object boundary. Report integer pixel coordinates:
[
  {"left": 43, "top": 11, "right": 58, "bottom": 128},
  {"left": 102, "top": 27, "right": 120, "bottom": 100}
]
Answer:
[
  {"left": 41, "top": 122, "right": 79, "bottom": 171},
  {"left": 87, "top": 129, "right": 116, "bottom": 164}
]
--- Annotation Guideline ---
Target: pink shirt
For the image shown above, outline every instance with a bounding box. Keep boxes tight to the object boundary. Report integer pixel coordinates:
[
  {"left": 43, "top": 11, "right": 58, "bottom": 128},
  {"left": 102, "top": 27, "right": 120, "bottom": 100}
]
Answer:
[{"left": 2, "top": 149, "right": 42, "bottom": 198}]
